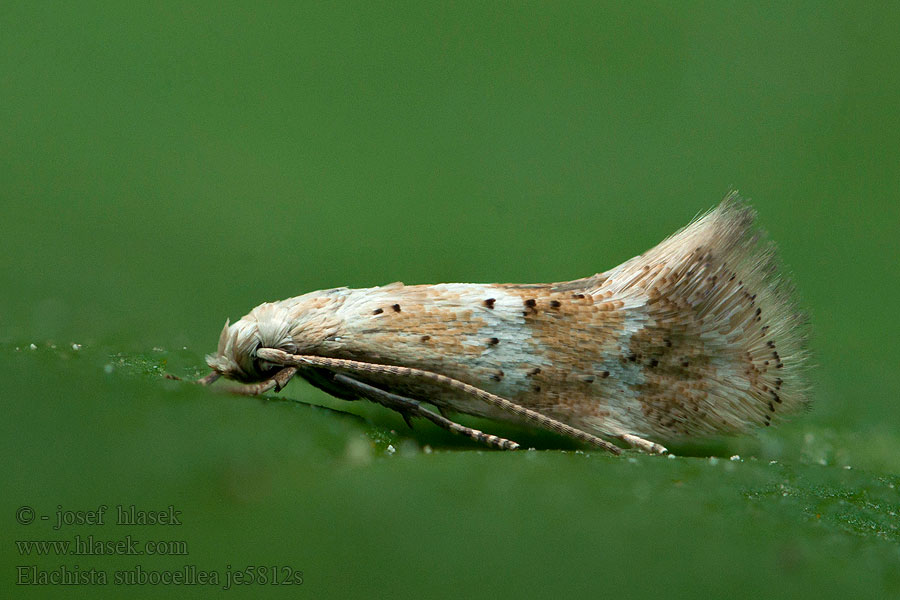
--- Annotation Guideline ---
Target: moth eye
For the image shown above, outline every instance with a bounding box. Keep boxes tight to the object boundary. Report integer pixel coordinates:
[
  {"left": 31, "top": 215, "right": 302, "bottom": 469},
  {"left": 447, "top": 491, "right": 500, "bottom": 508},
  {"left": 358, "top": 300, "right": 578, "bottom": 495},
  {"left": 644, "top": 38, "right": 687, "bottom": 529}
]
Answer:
[
  {"left": 251, "top": 345, "right": 280, "bottom": 377},
  {"left": 251, "top": 345, "right": 264, "bottom": 373}
]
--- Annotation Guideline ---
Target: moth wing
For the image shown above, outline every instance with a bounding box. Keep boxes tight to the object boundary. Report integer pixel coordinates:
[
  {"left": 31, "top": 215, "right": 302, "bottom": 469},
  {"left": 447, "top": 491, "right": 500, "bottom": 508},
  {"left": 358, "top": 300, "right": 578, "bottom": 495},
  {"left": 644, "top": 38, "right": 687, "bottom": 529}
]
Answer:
[
  {"left": 549, "top": 273, "right": 608, "bottom": 293},
  {"left": 568, "top": 192, "right": 809, "bottom": 435}
]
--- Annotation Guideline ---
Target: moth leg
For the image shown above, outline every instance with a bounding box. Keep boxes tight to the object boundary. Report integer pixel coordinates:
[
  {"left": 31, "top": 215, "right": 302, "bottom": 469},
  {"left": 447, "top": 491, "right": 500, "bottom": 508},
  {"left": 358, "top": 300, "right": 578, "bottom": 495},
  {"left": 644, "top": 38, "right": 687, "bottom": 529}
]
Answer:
[
  {"left": 230, "top": 367, "right": 298, "bottom": 396},
  {"left": 197, "top": 371, "right": 222, "bottom": 386},
  {"left": 400, "top": 413, "right": 415, "bottom": 429},
  {"left": 257, "top": 348, "right": 621, "bottom": 455},
  {"left": 330, "top": 374, "right": 422, "bottom": 427},
  {"left": 332, "top": 374, "right": 520, "bottom": 450}
]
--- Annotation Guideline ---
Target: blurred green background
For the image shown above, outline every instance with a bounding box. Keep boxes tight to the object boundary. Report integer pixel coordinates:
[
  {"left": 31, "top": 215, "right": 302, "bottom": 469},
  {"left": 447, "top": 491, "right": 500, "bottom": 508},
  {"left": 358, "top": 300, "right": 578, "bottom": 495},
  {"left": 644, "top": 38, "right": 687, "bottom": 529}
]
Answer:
[{"left": 3, "top": 2, "right": 899, "bottom": 598}]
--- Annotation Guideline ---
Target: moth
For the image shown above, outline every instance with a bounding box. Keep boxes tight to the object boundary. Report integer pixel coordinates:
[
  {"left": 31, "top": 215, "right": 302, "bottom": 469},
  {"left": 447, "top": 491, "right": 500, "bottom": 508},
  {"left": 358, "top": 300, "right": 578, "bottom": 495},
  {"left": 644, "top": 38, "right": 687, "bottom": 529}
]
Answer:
[{"left": 199, "top": 192, "right": 809, "bottom": 455}]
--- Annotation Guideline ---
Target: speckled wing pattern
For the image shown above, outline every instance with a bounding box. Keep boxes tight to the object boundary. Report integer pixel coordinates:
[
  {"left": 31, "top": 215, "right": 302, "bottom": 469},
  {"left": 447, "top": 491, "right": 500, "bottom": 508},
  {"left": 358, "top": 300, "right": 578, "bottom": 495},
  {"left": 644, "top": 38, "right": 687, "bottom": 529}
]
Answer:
[
  {"left": 574, "top": 193, "right": 810, "bottom": 438},
  {"left": 206, "top": 192, "right": 809, "bottom": 448},
  {"left": 281, "top": 194, "right": 809, "bottom": 442}
]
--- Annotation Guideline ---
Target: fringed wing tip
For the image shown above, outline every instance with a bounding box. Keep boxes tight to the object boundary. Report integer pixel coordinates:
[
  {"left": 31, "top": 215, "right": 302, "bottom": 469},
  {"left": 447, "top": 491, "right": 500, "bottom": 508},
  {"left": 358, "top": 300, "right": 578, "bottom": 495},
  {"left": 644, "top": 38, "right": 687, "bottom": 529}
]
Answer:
[{"left": 594, "top": 191, "right": 812, "bottom": 431}]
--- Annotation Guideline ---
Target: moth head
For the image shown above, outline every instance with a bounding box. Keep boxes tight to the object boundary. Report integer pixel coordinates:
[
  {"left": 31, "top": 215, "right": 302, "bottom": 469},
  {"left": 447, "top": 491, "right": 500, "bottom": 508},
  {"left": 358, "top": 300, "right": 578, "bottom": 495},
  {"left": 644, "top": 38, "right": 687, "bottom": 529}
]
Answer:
[{"left": 205, "top": 303, "right": 295, "bottom": 382}]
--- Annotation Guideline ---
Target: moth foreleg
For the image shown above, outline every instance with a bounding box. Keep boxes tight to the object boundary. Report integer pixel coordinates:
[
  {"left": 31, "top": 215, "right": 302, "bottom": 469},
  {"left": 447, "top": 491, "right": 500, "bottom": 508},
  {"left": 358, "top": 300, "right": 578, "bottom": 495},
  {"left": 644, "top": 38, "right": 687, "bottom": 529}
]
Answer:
[
  {"left": 229, "top": 367, "right": 298, "bottom": 396},
  {"left": 197, "top": 371, "right": 222, "bottom": 386},
  {"left": 332, "top": 374, "right": 520, "bottom": 450}
]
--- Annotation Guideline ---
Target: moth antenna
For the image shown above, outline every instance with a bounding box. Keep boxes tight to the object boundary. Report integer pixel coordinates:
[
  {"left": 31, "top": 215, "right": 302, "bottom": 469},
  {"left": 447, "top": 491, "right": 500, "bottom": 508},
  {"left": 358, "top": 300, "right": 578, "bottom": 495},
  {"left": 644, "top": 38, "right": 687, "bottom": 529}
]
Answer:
[{"left": 257, "top": 348, "right": 624, "bottom": 454}]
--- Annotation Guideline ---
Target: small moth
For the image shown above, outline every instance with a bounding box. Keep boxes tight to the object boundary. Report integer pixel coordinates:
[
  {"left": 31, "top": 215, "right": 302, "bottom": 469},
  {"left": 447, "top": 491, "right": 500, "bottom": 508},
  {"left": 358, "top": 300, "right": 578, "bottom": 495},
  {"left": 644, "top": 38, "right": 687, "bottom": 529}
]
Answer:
[{"left": 200, "top": 192, "right": 809, "bottom": 454}]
